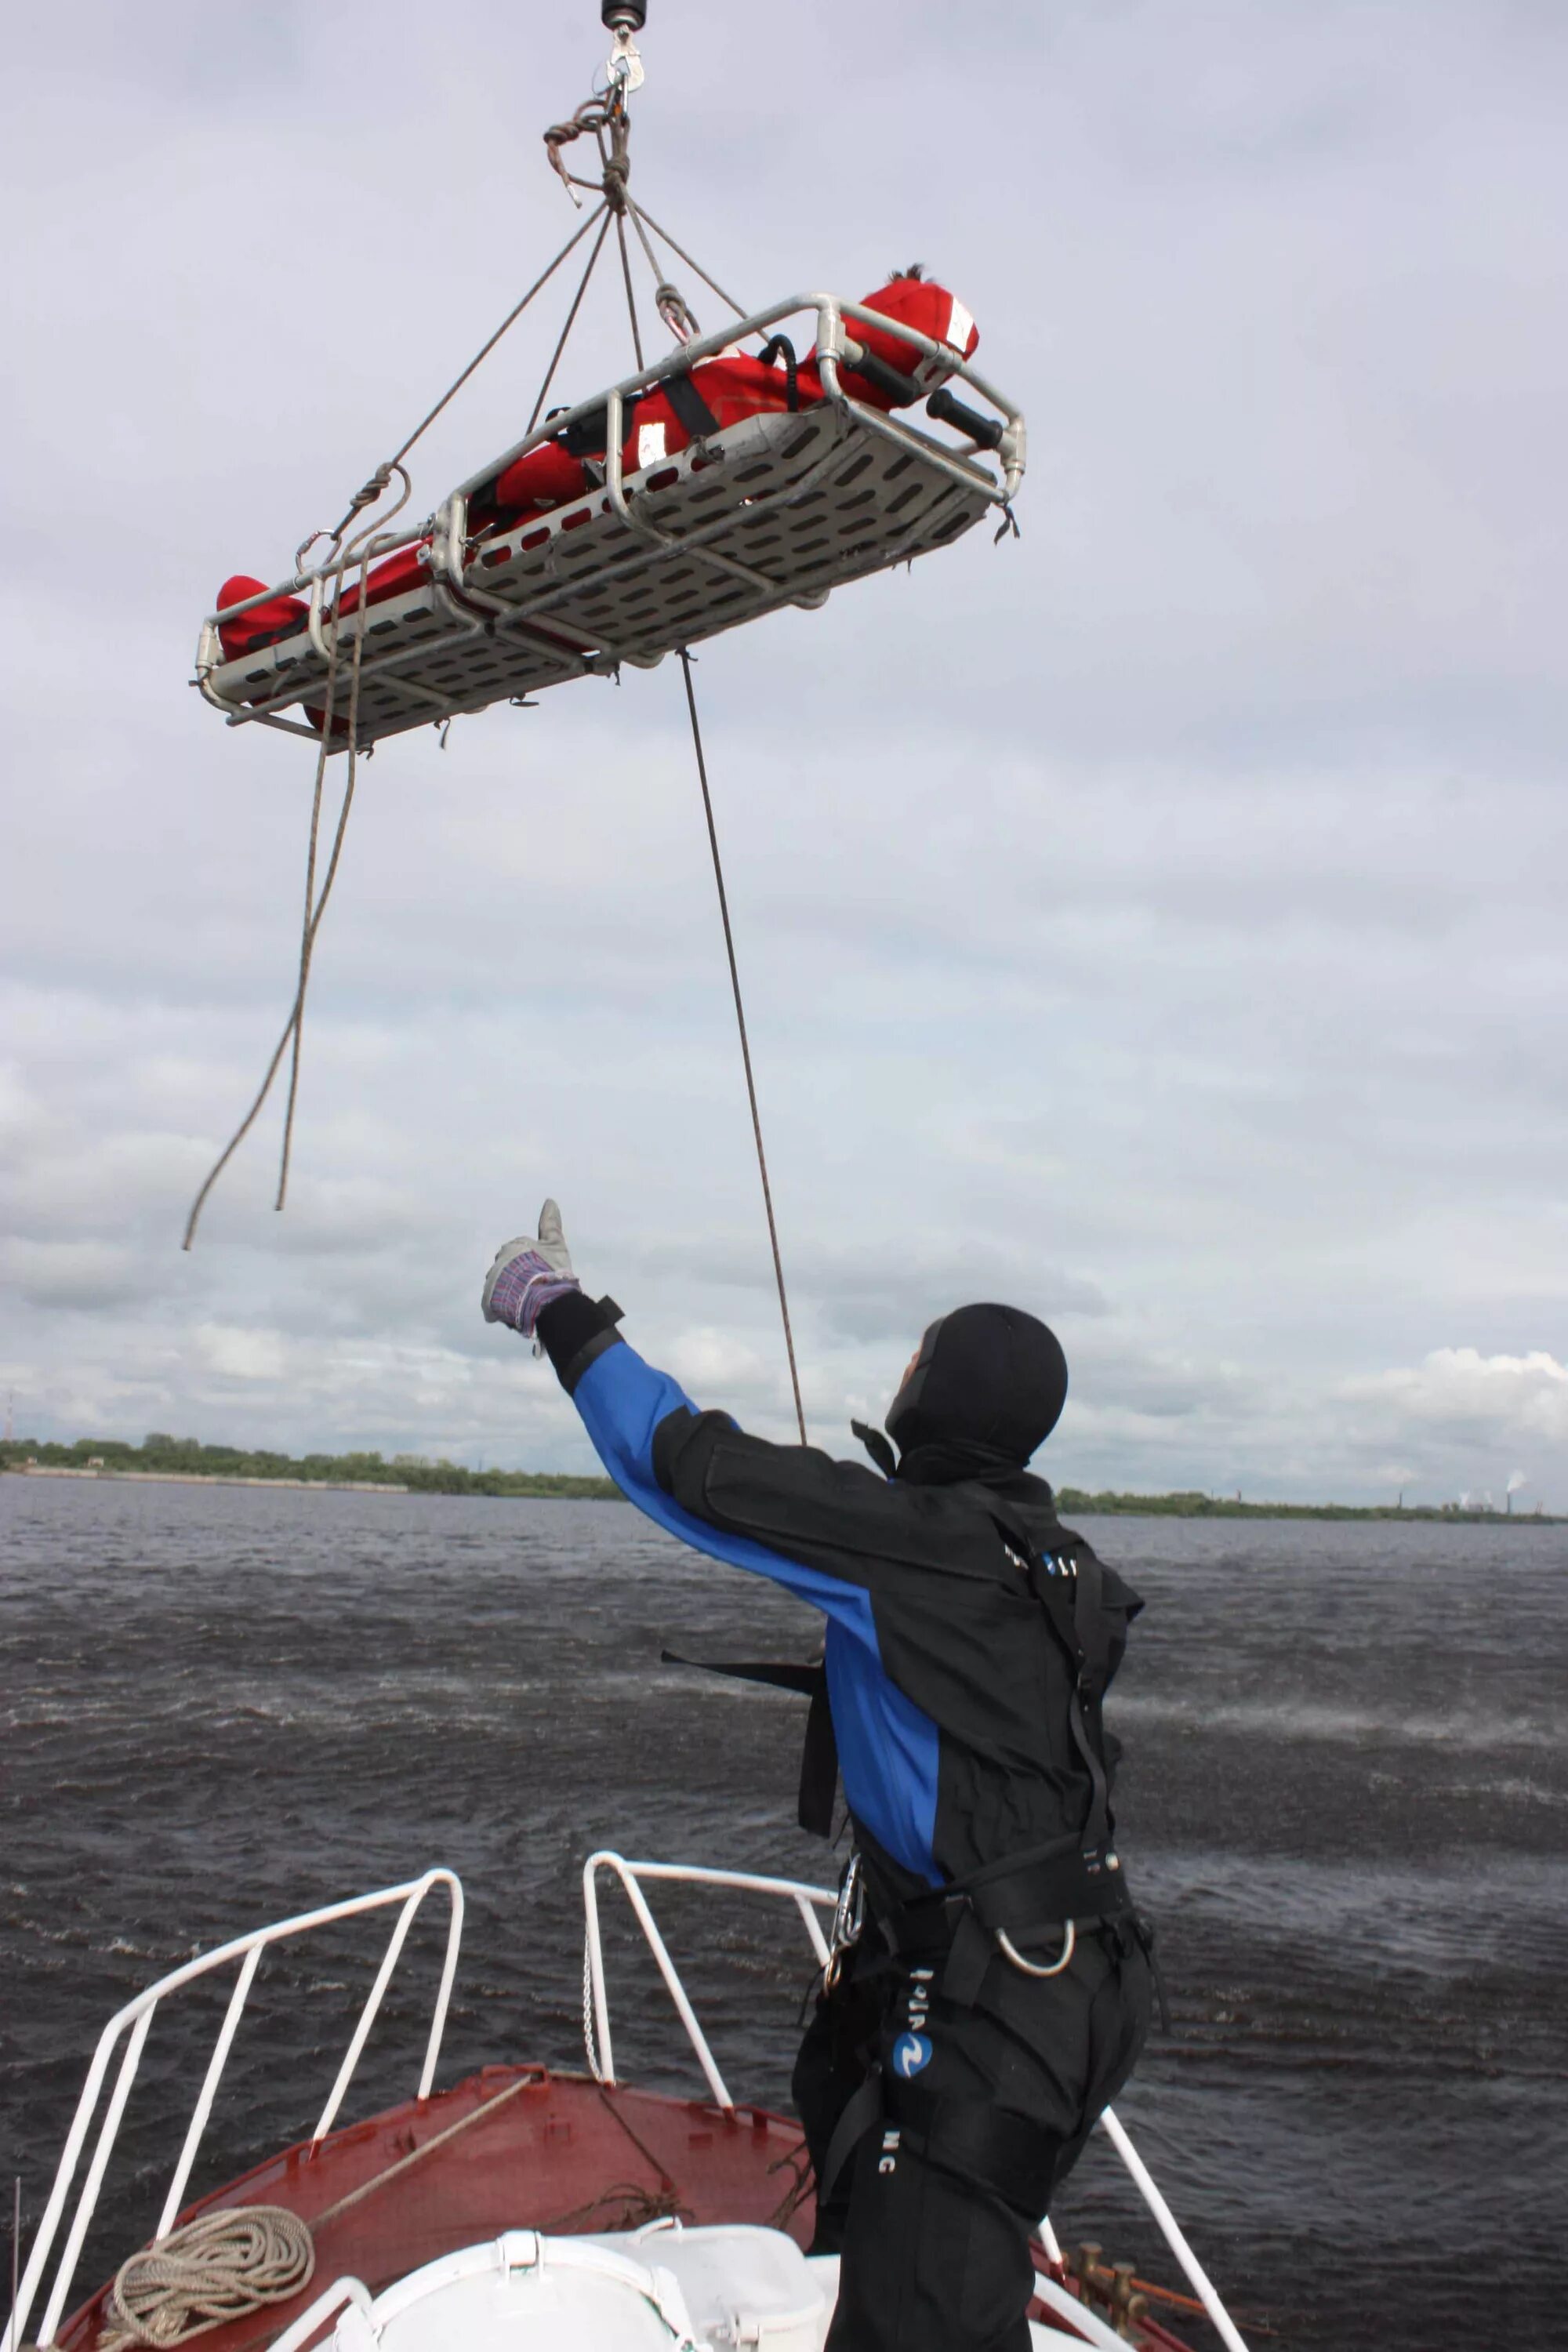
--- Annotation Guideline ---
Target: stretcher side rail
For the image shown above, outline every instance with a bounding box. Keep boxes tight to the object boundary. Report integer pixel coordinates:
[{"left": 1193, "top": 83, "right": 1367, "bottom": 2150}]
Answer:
[
  {"left": 447, "top": 291, "right": 1025, "bottom": 509},
  {"left": 209, "top": 397, "right": 879, "bottom": 735},
  {"left": 198, "top": 409, "right": 989, "bottom": 745}
]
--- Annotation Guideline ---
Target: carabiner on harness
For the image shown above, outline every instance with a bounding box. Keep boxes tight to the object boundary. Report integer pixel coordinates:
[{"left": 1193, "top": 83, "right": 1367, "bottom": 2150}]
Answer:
[
  {"left": 996, "top": 1918, "right": 1076, "bottom": 1978},
  {"left": 822, "top": 1853, "right": 866, "bottom": 1993}
]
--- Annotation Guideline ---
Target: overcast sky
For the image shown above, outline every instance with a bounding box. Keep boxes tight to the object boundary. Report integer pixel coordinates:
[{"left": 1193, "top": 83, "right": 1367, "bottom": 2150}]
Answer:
[{"left": 2, "top": 0, "right": 1564, "bottom": 1504}]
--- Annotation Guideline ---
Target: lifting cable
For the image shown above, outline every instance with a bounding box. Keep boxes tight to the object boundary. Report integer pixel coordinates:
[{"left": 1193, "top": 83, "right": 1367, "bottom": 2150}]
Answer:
[
  {"left": 526, "top": 206, "right": 615, "bottom": 434},
  {"left": 679, "top": 651, "right": 808, "bottom": 1446},
  {"left": 387, "top": 205, "right": 608, "bottom": 479},
  {"left": 614, "top": 209, "right": 646, "bottom": 371},
  {"left": 624, "top": 199, "right": 748, "bottom": 324},
  {"left": 317, "top": 204, "right": 609, "bottom": 556}
]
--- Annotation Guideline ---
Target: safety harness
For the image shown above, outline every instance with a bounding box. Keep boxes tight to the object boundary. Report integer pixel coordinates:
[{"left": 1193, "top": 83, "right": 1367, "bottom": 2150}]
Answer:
[
  {"left": 844, "top": 1499, "right": 1140, "bottom": 2009},
  {"left": 806, "top": 1500, "right": 1163, "bottom": 2218}
]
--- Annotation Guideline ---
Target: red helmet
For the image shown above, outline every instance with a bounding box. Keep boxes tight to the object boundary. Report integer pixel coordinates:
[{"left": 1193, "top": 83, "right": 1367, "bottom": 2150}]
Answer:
[{"left": 851, "top": 269, "right": 979, "bottom": 397}]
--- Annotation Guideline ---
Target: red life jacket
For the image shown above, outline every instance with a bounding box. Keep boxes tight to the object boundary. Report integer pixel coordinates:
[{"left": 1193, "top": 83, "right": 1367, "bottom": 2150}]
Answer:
[
  {"left": 619, "top": 348, "right": 807, "bottom": 474},
  {"left": 213, "top": 551, "right": 431, "bottom": 662},
  {"left": 484, "top": 437, "right": 593, "bottom": 524},
  {"left": 336, "top": 543, "right": 428, "bottom": 615},
  {"left": 215, "top": 576, "right": 309, "bottom": 661}
]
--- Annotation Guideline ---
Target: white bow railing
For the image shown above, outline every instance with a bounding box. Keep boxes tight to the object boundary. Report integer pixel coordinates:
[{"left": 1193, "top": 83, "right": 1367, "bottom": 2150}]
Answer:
[{"left": 5, "top": 1868, "right": 463, "bottom": 2352}]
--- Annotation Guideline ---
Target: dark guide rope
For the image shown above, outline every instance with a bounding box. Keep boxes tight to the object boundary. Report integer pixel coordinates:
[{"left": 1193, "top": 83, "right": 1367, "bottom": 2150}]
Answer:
[
  {"left": 274, "top": 547, "right": 374, "bottom": 1211},
  {"left": 182, "top": 558, "right": 369, "bottom": 1250},
  {"left": 678, "top": 650, "right": 808, "bottom": 1445}
]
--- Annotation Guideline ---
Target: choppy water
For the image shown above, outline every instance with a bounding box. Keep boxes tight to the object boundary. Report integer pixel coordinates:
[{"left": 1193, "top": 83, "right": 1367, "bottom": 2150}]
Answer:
[{"left": 3, "top": 1478, "right": 1566, "bottom": 2349}]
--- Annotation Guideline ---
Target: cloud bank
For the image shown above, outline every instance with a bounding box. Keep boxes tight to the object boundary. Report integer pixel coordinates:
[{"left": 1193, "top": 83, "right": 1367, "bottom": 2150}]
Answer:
[{"left": 2, "top": 1, "right": 1564, "bottom": 1505}]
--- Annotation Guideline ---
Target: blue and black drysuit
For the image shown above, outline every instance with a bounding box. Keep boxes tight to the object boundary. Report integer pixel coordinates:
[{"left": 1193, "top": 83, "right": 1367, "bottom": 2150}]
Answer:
[{"left": 536, "top": 1290, "right": 1153, "bottom": 2352}]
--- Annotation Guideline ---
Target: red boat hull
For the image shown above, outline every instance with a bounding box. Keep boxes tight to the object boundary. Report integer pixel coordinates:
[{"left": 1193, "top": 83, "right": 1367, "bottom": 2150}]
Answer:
[
  {"left": 64, "top": 2064, "right": 1189, "bottom": 2350},
  {"left": 63, "top": 2067, "right": 814, "bottom": 2351}
]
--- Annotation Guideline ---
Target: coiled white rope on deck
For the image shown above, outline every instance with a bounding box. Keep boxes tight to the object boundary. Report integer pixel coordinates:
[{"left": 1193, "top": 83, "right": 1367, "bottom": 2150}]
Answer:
[{"left": 100, "top": 2206, "right": 314, "bottom": 2350}]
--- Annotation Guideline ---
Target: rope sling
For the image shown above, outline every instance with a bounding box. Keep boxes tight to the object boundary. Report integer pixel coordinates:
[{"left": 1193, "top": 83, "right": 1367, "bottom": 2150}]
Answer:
[
  {"left": 97, "top": 2209, "right": 313, "bottom": 2350},
  {"left": 95, "top": 2074, "right": 544, "bottom": 2349},
  {"left": 181, "top": 21, "right": 810, "bottom": 1439}
]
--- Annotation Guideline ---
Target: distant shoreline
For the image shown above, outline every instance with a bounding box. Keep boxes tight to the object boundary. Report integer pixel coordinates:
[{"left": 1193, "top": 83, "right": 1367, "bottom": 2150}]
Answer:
[
  {"left": 2, "top": 1462, "right": 618, "bottom": 1501},
  {"left": 1, "top": 1448, "right": 1555, "bottom": 1521},
  {"left": 1057, "top": 1488, "right": 1559, "bottom": 1525},
  {"left": 10, "top": 1464, "right": 415, "bottom": 1494},
  {"left": 0, "top": 1442, "right": 618, "bottom": 1502}
]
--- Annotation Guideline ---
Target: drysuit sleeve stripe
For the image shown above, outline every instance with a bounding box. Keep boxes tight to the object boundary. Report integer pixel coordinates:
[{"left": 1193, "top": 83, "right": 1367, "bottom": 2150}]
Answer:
[
  {"left": 571, "top": 1343, "right": 875, "bottom": 1628},
  {"left": 567, "top": 1341, "right": 942, "bottom": 1885}
]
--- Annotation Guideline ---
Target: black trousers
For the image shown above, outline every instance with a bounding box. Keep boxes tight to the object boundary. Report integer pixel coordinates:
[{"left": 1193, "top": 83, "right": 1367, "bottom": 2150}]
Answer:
[{"left": 793, "top": 1922, "right": 1150, "bottom": 2352}]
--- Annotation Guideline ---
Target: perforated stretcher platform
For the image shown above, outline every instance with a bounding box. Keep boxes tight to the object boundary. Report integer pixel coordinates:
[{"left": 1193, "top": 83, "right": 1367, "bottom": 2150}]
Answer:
[{"left": 196, "top": 296, "right": 1025, "bottom": 752}]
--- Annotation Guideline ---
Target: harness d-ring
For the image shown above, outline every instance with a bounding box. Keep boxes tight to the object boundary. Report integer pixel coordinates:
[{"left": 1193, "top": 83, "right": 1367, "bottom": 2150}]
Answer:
[
  {"left": 996, "top": 1919, "right": 1076, "bottom": 1978},
  {"left": 822, "top": 1853, "right": 866, "bottom": 1993}
]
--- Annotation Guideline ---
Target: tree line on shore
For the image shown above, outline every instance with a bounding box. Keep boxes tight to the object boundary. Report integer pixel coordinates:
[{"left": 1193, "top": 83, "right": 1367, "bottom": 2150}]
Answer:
[
  {"left": 1, "top": 1433, "right": 1551, "bottom": 1520},
  {"left": 0, "top": 1432, "right": 619, "bottom": 1500}
]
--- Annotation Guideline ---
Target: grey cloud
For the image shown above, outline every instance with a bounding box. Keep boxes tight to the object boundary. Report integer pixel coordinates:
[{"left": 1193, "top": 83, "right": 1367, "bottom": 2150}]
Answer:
[
  {"left": 0, "top": 1239, "right": 161, "bottom": 1311},
  {"left": 811, "top": 1268, "right": 1107, "bottom": 1348},
  {"left": 645, "top": 1229, "right": 1109, "bottom": 1339}
]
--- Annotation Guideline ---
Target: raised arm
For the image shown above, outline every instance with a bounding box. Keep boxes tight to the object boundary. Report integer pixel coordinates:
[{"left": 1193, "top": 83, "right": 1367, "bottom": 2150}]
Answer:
[{"left": 481, "top": 1206, "right": 902, "bottom": 1620}]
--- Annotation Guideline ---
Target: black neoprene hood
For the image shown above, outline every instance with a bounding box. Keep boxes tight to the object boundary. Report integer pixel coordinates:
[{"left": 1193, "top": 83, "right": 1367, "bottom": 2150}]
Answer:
[{"left": 885, "top": 1303, "right": 1069, "bottom": 1466}]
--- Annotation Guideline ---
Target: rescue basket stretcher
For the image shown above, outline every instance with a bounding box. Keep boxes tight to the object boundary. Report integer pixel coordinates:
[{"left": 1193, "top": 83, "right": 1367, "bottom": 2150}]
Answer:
[{"left": 196, "top": 294, "right": 1026, "bottom": 752}]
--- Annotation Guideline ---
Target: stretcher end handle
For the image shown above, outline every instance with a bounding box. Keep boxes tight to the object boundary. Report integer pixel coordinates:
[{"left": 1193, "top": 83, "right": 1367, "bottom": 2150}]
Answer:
[{"left": 926, "top": 386, "right": 1005, "bottom": 452}]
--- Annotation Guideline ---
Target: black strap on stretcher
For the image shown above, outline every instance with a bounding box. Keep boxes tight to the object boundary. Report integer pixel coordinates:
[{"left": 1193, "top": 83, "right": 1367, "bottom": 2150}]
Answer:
[
  {"left": 561, "top": 366, "right": 720, "bottom": 460},
  {"left": 660, "top": 1650, "right": 838, "bottom": 1836}
]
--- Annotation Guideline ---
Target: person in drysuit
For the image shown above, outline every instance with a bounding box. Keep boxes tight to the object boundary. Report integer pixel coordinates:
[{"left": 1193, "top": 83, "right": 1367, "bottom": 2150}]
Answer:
[{"left": 482, "top": 1203, "right": 1154, "bottom": 2352}]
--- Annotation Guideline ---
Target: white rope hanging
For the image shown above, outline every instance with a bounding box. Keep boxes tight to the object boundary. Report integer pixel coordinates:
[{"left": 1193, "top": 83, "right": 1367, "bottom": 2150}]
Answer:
[{"left": 100, "top": 2205, "right": 315, "bottom": 2350}]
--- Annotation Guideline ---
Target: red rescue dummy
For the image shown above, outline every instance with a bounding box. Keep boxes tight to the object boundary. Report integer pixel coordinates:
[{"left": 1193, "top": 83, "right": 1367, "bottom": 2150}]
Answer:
[
  {"left": 215, "top": 576, "right": 308, "bottom": 662},
  {"left": 212, "top": 269, "right": 982, "bottom": 686},
  {"left": 803, "top": 268, "right": 980, "bottom": 409}
]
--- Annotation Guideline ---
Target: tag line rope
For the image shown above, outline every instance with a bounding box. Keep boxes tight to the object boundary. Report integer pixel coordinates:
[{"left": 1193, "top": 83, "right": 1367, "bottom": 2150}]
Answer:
[{"left": 678, "top": 649, "right": 808, "bottom": 1446}]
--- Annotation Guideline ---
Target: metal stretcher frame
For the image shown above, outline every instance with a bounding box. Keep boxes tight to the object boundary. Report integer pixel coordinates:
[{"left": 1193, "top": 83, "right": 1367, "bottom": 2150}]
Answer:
[{"left": 194, "top": 294, "right": 1026, "bottom": 749}]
